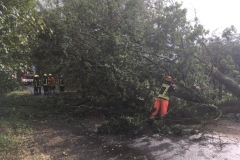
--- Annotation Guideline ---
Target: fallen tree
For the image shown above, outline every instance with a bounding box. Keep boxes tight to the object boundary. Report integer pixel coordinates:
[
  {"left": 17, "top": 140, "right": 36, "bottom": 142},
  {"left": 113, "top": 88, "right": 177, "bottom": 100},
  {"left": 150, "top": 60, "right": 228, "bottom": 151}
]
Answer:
[{"left": 196, "top": 56, "right": 240, "bottom": 99}]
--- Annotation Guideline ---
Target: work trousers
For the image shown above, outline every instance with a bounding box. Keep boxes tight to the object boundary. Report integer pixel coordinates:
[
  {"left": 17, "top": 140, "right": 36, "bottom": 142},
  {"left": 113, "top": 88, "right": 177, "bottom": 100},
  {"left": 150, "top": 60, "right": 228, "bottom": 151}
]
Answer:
[
  {"left": 34, "top": 87, "right": 38, "bottom": 95},
  {"left": 43, "top": 86, "right": 49, "bottom": 94},
  {"left": 59, "top": 86, "right": 65, "bottom": 92},
  {"left": 149, "top": 98, "right": 169, "bottom": 120},
  {"left": 49, "top": 86, "right": 55, "bottom": 93},
  {"left": 38, "top": 87, "right": 42, "bottom": 94}
]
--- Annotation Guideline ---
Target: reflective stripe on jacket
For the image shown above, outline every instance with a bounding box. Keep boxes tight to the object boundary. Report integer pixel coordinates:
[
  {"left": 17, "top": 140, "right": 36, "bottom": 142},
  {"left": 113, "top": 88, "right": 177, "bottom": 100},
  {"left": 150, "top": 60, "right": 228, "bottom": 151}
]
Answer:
[
  {"left": 59, "top": 78, "right": 65, "bottom": 86},
  {"left": 158, "top": 83, "right": 170, "bottom": 100},
  {"left": 43, "top": 78, "right": 48, "bottom": 86},
  {"left": 33, "top": 80, "right": 38, "bottom": 87},
  {"left": 33, "top": 79, "right": 41, "bottom": 87}
]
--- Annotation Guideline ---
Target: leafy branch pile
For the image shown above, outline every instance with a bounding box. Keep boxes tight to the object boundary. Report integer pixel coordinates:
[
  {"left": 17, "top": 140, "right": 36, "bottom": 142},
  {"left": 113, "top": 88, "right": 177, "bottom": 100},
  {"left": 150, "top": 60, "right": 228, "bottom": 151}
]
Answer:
[{"left": 1, "top": 0, "right": 240, "bottom": 134}]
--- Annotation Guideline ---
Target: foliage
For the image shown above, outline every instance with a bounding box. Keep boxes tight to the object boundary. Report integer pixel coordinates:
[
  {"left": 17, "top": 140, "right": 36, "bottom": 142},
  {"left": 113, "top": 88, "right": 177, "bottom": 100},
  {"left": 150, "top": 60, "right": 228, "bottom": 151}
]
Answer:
[
  {"left": 97, "top": 115, "right": 200, "bottom": 136},
  {"left": 152, "top": 120, "right": 199, "bottom": 136},
  {"left": 33, "top": 0, "right": 210, "bottom": 105},
  {"left": 0, "top": 70, "right": 19, "bottom": 95},
  {"left": 0, "top": 93, "right": 32, "bottom": 154},
  {"left": 0, "top": 0, "right": 44, "bottom": 68},
  {"left": 1, "top": 0, "right": 240, "bottom": 135},
  {"left": 0, "top": 91, "right": 85, "bottom": 153},
  {"left": 204, "top": 26, "right": 240, "bottom": 100},
  {"left": 97, "top": 116, "right": 145, "bottom": 134},
  {"left": 168, "top": 97, "right": 218, "bottom": 120}
]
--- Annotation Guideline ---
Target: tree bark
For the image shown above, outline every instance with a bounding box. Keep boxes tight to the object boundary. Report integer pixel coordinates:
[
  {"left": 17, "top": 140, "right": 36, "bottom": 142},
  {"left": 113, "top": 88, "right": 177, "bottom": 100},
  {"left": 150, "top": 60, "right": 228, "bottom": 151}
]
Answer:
[
  {"left": 196, "top": 56, "right": 240, "bottom": 99},
  {"left": 213, "top": 70, "right": 240, "bottom": 98},
  {"left": 172, "top": 90, "right": 204, "bottom": 103}
]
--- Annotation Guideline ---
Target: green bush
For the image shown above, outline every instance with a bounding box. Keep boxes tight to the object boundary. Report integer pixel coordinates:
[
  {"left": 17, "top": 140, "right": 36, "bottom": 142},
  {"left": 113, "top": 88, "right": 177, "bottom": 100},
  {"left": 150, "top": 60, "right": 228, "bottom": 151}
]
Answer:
[
  {"left": 97, "top": 116, "right": 145, "bottom": 134},
  {"left": 152, "top": 120, "right": 198, "bottom": 136},
  {"left": 0, "top": 71, "right": 19, "bottom": 95}
]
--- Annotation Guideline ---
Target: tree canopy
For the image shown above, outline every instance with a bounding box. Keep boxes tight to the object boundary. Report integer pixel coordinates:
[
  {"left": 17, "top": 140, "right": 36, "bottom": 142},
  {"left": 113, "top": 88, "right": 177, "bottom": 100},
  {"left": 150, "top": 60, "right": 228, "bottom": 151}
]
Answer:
[{"left": 1, "top": 0, "right": 240, "bottom": 116}]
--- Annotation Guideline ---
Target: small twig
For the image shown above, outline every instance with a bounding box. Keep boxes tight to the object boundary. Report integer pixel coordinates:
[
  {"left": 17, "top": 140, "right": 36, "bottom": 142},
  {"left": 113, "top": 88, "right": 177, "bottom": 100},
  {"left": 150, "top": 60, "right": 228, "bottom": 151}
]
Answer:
[
  {"left": 165, "top": 104, "right": 181, "bottom": 116},
  {"left": 201, "top": 42, "right": 214, "bottom": 72},
  {"left": 214, "top": 110, "right": 222, "bottom": 121}
]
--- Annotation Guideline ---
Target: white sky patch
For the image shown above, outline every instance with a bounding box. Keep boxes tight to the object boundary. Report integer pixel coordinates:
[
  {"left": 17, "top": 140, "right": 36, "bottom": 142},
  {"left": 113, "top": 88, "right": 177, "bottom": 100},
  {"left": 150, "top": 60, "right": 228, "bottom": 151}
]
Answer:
[{"left": 177, "top": 0, "right": 240, "bottom": 34}]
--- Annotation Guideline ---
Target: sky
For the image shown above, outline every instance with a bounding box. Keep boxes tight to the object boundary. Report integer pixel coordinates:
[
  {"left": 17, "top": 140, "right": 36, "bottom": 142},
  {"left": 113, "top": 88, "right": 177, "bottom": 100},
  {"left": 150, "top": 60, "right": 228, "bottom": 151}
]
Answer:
[{"left": 176, "top": 0, "right": 240, "bottom": 34}]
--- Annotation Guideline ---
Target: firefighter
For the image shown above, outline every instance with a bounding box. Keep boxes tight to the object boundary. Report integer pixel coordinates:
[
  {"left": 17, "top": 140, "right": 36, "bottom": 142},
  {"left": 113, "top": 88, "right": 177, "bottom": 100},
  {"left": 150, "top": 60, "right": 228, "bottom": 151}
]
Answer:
[
  {"left": 43, "top": 74, "right": 49, "bottom": 95},
  {"left": 33, "top": 75, "right": 39, "bottom": 95},
  {"left": 38, "top": 76, "right": 42, "bottom": 95},
  {"left": 148, "top": 76, "right": 176, "bottom": 123},
  {"left": 58, "top": 75, "right": 65, "bottom": 92},
  {"left": 48, "top": 74, "right": 56, "bottom": 93}
]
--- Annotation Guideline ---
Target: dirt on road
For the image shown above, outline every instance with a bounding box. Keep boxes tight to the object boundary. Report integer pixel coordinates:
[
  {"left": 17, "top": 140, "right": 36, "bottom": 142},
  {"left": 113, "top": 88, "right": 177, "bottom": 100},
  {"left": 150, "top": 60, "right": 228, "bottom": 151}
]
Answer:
[
  {"left": 1, "top": 117, "right": 154, "bottom": 160},
  {"left": 1, "top": 117, "right": 240, "bottom": 160}
]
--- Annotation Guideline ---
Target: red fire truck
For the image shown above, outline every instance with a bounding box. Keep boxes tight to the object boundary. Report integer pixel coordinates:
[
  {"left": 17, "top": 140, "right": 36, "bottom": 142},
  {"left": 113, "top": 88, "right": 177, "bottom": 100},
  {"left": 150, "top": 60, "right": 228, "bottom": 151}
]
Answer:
[{"left": 21, "top": 69, "right": 35, "bottom": 84}]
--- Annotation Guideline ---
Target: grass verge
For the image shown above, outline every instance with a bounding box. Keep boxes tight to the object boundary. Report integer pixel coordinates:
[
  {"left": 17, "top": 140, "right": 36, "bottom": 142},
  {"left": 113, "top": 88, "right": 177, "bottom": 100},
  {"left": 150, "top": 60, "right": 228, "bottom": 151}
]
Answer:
[{"left": 0, "top": 90, "right": 106, "bottom": 158}]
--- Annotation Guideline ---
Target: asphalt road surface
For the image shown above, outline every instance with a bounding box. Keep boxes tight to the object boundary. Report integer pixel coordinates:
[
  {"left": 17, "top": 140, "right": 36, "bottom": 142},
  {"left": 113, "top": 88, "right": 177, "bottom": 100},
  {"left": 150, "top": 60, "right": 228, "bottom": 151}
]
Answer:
[
  {"left": 24, "top": 84, "right": 59, "bottom": 95},
  {"left": 23, "top": 84, "right": 240, "bottom": 160},
  {"left": 42, "top": 120, "right": 240, "bottom": 160}
]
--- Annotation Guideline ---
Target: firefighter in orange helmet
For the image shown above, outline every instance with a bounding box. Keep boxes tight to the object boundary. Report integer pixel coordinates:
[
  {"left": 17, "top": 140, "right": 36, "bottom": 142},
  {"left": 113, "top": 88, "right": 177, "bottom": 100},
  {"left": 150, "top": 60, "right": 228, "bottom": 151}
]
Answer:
[{"left": 148, "top": 76, "right": 176, "bottom": 123}]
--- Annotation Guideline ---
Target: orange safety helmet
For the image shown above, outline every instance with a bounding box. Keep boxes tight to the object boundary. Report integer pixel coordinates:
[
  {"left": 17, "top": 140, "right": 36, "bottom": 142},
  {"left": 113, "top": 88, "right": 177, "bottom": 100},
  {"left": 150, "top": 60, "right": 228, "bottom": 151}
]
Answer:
[{"left": 165, "top": 76, "right": 172, "bottom": 82}]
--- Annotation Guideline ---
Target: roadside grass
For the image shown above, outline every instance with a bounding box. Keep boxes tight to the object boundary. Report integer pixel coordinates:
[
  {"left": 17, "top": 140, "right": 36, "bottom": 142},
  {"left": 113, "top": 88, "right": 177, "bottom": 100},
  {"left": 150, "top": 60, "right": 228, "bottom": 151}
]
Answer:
[
  {"left": 0, "top": 89, "right": 100, "bottom": 157},
  {"left": 0, "top": 90, "right": 63, "bottom": 157},
  {"left": 0, "top": 91, "right": 36, "bottom": 156}
]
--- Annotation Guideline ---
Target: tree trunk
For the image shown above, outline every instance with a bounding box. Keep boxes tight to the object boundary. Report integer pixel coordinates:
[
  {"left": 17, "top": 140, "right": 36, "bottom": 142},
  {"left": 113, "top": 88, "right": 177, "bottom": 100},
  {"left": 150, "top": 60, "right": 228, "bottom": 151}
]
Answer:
[
  {"left": 172, "top": 90, "right": 204, "bottom": 103},
  {"left": 196, "top": 56, "right": 240, "bottom": 99},
  {"left": 213, "top": 70, "right": 240, "bottom": 98}
]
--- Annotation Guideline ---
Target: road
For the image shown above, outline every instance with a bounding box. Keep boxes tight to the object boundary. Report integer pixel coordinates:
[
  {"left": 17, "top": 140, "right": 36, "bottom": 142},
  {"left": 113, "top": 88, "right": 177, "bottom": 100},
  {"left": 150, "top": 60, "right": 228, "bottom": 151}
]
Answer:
[
  {"left": 23, "top": 85, "right": 240, "bottom": 160},
  {"left": 24, "top": 84, "right": 59, "bottom": 95},
  {"left": 28, "top": 119, "right": 240, "bottom": 160},
  {"left": 129, "top": 132, "right": 240, "bottom": 160}
]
